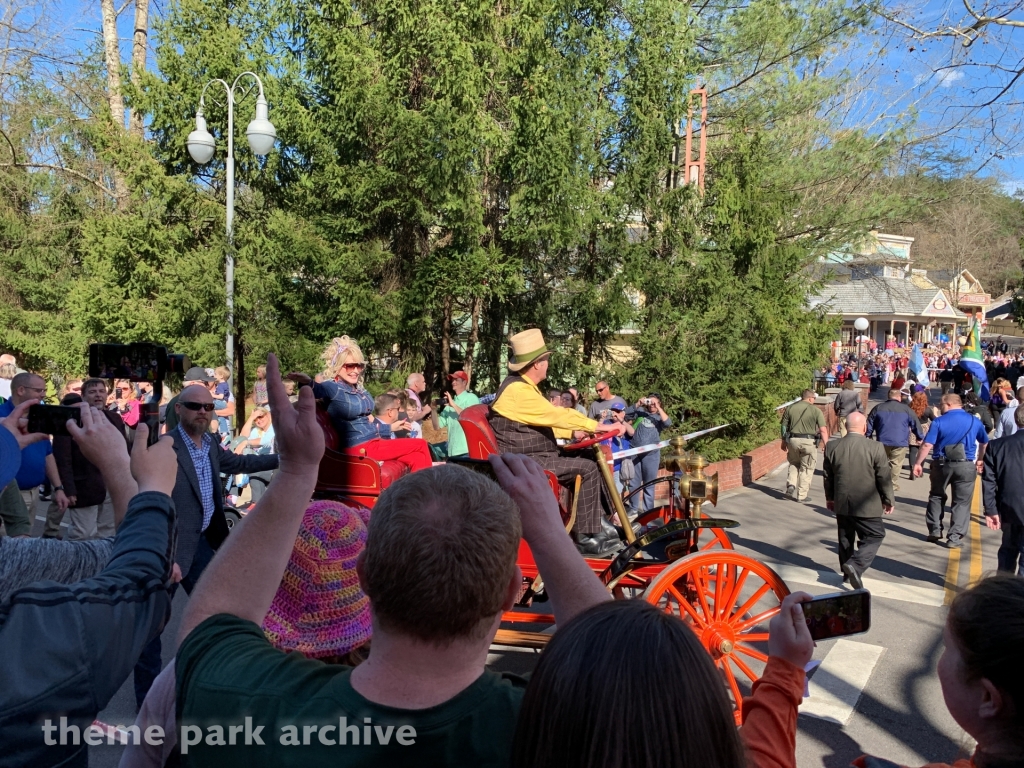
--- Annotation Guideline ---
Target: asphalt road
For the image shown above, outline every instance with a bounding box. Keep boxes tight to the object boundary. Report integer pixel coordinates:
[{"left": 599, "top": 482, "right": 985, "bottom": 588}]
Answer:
[{"left": 75, "top": 387, "right": 998, "bottom": 767}]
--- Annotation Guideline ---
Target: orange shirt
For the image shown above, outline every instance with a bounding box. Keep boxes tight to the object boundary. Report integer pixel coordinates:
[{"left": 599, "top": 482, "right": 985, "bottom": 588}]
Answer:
[{"left": 740, "top": 656, "right": 804, "bottom": 768}]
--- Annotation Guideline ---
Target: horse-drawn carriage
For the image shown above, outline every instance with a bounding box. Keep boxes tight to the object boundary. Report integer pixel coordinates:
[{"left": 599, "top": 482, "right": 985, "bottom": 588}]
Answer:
[{"left": 311, "top": 403, "right": 790, "bottom": 721}]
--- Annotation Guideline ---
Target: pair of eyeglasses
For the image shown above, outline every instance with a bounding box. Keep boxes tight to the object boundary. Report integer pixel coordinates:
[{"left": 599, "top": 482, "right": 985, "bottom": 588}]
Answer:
[
  {"left": 596, "top": 386, "right": 607, "bottom": 393},
  {"left": 180, "top": 401, "right": 216, "bottom": 412},
  {"left": 342, "top": 362, "right": 367, "bottom": 372}
]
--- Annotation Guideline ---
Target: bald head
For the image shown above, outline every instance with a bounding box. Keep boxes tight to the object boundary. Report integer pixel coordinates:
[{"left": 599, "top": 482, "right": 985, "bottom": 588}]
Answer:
[
  {"left": 846, "top": 411, "right": 867, "bottom": 435},
  {"left": 0, "top": 354, "right": 15, "bottom": 367}
]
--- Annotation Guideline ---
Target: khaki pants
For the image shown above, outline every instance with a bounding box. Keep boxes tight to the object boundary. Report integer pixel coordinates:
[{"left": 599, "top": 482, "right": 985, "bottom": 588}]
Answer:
[
  {"left": 883, "top": 445, "right": 907, "bottom": 493},
  {"left": 786, "top": 437, "right": 818, "bottom": 501},
  {"left": 838, "top": 416, "right": 848, "bottom": 437},
  {"left": 46, "top": 491, "right": 115, "bottom": 540}
]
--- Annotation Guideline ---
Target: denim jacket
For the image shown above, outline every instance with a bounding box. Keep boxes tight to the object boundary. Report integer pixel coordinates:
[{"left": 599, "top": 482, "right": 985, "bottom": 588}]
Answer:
[{"left": 312, "top": 380, "right": 392, "bottom": 448}]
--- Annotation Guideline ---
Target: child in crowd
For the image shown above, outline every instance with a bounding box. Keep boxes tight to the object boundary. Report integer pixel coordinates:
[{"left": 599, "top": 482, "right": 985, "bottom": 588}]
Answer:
[
  {"left": 855, "top": 573, "right": 1023, "bottom": 768},
  {"left": 121, "top": 500, "right": 372, "bottom": 768},
  {"left": 253, "top": 364, "right": 269, "bottom": 408},
  {"left": 212, "top": 366, "right": 232, "bottom": 436}
]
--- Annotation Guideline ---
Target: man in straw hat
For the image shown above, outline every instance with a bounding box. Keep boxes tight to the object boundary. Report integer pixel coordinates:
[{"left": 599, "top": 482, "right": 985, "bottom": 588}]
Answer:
[{"left": 489, "top": 329, "right": 626, "bottom": 555}]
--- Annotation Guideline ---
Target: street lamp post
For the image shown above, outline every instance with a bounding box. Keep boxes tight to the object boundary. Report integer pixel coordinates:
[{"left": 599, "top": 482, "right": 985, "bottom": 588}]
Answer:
[
  {"left": 854, "top": 317, "right": 869, "bottom": 380},
  {"left": 186, "top": 72, "right": 277, "bottom": 391}
]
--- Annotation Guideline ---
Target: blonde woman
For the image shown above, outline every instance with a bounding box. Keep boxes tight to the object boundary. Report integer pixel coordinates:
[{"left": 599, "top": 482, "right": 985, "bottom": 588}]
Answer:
[{"left": 288, "top": 337, "right": 432, "bottom": 472}]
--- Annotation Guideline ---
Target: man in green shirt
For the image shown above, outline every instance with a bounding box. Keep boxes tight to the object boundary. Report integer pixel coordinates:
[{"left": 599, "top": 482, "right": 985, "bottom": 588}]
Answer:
[
  {"left": 781, "top": 389, "right": 829, "bottom": 502},
  {"left": 175, "top": 354, "right": 611, "bottom": 767},
  {"left": 436, "top": 371, "right": 481, "bottom": 457}
]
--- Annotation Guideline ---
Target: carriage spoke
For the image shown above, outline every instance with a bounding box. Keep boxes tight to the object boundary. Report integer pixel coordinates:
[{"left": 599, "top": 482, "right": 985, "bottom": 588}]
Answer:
[
  {"left": 734, "top": 644, "right": 769, "bottom": 663},
  {"left": 672, "top": 585, "right": 710, "bottom": 628},
  {"left": 734, "top": 606, "right": 781, "bottom": 633},
  {"left": 730, "top": 652, "right": 760, "bottom": 683},
  {"left": 728, "top": 581, "right": 771, "bottom": 623},
  {"left": 693, "top": 569, "right": 715, "bottom": 621},
  {"left": 718, "top": 565, "right": 750, "bottom": 619},
  {"left": 721, "top": 657, "right": 744, "bottom": 712}
]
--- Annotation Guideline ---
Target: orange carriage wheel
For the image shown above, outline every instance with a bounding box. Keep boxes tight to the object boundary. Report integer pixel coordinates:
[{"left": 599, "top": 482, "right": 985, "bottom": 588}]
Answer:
[{"left": 641, "top": 551, "right": 789, "bottom": 723}]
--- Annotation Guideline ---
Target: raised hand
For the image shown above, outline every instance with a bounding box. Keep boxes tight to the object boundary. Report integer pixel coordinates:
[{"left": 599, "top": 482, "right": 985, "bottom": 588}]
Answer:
[
  {"left": 0, "top": 399, "right": 48, "bottom": 449},
  {"left": 268, "top": 354, "right": 324, "bottom": 476},
  {"left": 67, "top": 404, "right": 130, "bottom": 476},
  {"left": 488, "top": 453, "right": 562, "bottom": 545},
  {"left": 129, "top": 423, "right": 178, "bottom": 497},
  {"left": 768, "top": 591, "right": 815, "bottom": 669}
]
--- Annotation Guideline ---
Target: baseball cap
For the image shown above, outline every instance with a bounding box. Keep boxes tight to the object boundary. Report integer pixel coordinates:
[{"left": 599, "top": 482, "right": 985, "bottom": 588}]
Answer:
[
  {"left": 609, "top": 402, "right": 626, "bottom": 412},
  {"left": 183, "top": 366, "right": 215, "bottom": 383},
  {"left": 0, "top": 425, "right": 21, "bottom": 490},
  {"left": 447, "top": 371, "right": 469, "bottom": 383}
]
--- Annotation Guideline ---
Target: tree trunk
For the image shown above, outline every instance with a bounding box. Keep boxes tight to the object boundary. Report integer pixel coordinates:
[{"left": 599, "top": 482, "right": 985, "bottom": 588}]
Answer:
[
  {"left": 99, "top": 0, "right": 129, "bottom": 206},
  {"left": 440, "top": 296, "right": 452, "bottom": 378},
  {"left": 129, "top": 0, "right": 149, "bottom": 137},
  {"left": 463, "top": 295, "right": 482, "bottom": 383}
]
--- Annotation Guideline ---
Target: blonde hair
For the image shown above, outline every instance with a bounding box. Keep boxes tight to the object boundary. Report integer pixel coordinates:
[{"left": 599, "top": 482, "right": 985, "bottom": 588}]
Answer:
[
  {"left": 322, "top": 336, "right": 365, "bottom": 379},
  {"left": 214, "top": 366, "right": 230, "bottom": 382},
  {"left": 256, "top": 364, "right": 267, "bottom": 379}
]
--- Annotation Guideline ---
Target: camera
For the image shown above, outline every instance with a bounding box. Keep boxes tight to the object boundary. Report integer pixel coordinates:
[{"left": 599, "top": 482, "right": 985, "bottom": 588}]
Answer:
[{"left": 88, "top": 343, "right": 190, "bottom": 445}]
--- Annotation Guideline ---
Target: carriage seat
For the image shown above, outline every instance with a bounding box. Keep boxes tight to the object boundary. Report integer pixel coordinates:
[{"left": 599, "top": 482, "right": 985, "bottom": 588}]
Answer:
[
  {"left": 314, "top": 406, "right": 408, "bottom": 499},
  {"left": 458, "top": 404, "right": 571, "bottom": 521}
]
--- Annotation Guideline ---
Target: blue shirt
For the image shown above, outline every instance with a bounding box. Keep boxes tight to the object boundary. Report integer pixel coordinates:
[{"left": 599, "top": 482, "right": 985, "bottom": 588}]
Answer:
[
  {"left": 312, "top": 380, "right": 392, "bottom": 448},
  {"left": 0, "top": 400, "right": 52, "bottom": 489},
  {"left": 865, "top": 400, "right": 924, "bottom": 447},
  {"left": 177, "top": 425, "right": 215, "bottom": 531},
  {"left": 924, "top": 409, "right": 989, "bottom": 461}
]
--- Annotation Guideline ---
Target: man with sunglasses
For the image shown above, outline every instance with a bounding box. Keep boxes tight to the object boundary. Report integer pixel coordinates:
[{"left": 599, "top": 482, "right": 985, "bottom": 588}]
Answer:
[
  {"left": 133, "top": 382, "right": 279, "bottom": 707},
  {"left": 587, "top": 381, "right": 626, "bottom": 421},
  {"left": 0, "top": 372, "right": 69, "bottom": 538}
]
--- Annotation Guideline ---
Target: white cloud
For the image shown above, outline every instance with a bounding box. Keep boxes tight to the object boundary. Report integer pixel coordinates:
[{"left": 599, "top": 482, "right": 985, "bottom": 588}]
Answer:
[{"left": 936, "top": 69, "right": 964, "bottom": 87}]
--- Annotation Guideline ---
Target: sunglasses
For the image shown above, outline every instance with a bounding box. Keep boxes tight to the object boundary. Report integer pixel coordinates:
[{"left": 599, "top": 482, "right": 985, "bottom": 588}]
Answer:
[
  {"left": 342, "top": 362, "right": 367, "bottom": 372},
  {"left": 180, "top": 401, "right": 216, "bottom": 412},
  {"left": 596, "top": 386, "right": 607, "bottom": 393}
]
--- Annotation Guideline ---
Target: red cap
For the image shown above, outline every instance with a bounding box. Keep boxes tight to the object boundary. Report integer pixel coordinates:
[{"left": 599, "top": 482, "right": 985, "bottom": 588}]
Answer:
[{"left": 447, "top": 371, "right": 469, "bottom": 383}]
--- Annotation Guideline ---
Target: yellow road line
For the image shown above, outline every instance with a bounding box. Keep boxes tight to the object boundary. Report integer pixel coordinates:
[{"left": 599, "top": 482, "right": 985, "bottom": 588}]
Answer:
[
  {"left": 943, "top": 543, "right": 961, "bottom": 606},
  {"left": 968, "top": 480, "right": 983, "bottom": 587}
]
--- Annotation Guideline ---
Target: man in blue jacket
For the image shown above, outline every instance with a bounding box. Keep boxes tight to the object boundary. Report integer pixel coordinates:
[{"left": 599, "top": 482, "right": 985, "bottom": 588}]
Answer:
[
  {"left": 0, "top": 406, "right": 178, "bottom": 768},
  {"left": 866, "top": 387, "right": 924, "bottom": 493}
]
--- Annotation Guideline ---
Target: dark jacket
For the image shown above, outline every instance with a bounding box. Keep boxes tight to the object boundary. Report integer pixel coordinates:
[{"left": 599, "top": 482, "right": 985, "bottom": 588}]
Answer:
[
  {"left": 0, "top": 491, "right": 176, "bottom": 768},
  {"left": 823, "top": 433, "right": 894, "bottom": 518},
  {"left": 170, "top": 429, "right": 279, "bottom": 576},
  {"left": 833, "top": 389, "right": 863, "bottom": 418},
  {"left": 982, "top": 430, "right": 1024, "bottom": 527},
  {"left": 865, "top": 400, "right": 924, "bottom": 448},
  {"left": 53, "top": 411, "right": 128, "bottom": 507}
]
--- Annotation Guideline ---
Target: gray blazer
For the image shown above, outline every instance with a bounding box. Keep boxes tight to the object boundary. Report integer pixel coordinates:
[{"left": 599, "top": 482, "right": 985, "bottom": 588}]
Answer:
[
  {"left": 823, "top": 433, "right": 894, "bottom": 518},
  {"left": 170, "top": 431, "right": 279, "bottom": 575}
]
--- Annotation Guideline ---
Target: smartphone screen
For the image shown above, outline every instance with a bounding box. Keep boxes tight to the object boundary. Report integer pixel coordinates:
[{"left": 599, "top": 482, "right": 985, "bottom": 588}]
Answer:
[
  {"left": 801, "top": 589, "right": 871, "bottom": 641},
  {"left": 89, "top": 343, "right": 164, "bottom": 382},
  {"left": 27, "top": 405, "right": 82, "bottom": 437},
  {"left": 448, "top": 457, "right": 499, "bottom": 482}
]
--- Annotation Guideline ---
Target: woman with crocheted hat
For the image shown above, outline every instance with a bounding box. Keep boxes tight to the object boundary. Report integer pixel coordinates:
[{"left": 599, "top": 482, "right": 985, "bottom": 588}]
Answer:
[
  {"left": 288, "top": 336, "right": 433, "bottom": 473},
  {"left": 121, "top": 500, "right": 372, "bottom": 768}
]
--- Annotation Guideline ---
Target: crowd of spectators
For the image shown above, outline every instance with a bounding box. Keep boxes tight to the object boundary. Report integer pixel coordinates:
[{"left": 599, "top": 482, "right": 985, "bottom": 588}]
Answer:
[{"left": 0, "top": 353, "right": 1020, "bottom": 768}]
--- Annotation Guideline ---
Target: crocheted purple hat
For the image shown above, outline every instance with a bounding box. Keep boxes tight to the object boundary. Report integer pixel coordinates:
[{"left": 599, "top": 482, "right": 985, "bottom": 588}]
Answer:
[{"left": 262, "top": 500, "right": 372, "bottom": 658}]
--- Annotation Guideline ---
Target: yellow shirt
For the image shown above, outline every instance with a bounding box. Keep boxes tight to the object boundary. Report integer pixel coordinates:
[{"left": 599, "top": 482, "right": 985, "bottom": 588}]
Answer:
[{"left": 492, "top": 377, "right": 598, "bottom": 439}]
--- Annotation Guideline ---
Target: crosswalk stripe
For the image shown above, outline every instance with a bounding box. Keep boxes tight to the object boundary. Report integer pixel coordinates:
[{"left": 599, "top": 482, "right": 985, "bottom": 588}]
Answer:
[
  {"left": 800, "top": 639, "right": 884, "bottom": 724},
  {"left": 760, "top": 560, "right": 945, "bottom": 607}
]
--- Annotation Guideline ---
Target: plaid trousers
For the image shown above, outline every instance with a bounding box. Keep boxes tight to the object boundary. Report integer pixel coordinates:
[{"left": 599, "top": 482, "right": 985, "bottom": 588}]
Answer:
[{"left": 490, "top": 414, "right": 607, "bottom": 535}]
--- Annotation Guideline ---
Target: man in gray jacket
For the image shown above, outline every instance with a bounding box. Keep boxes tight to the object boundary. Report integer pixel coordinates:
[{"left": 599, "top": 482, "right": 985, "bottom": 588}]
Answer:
[
  {"left": 0, "top": 409, "right": 178, "bottom": 768},
  {"left": 823, "top": 411, "right": 895, "bottom": 589},
  {"left": 833, "top": 379, "right": 864, "bottom": 437}
]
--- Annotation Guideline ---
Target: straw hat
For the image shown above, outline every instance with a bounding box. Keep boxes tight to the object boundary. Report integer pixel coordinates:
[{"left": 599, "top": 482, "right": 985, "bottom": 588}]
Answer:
[
  {"left": 508, "top": 329, "right": 550, "bottom": 373},
  {"left": 261, "top": 500, "right": 372, "bottom": 658}
]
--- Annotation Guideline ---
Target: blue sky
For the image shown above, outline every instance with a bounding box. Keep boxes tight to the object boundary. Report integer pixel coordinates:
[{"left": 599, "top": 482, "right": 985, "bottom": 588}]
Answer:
[{"left": 50, "top": 0, "right": 1024, "bottom": 192}]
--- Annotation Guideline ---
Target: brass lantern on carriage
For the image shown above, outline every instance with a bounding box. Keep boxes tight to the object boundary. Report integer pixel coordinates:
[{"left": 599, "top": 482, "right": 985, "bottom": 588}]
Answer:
[{"left": 661, "top": 436, "right": 719, "bottom": 517}]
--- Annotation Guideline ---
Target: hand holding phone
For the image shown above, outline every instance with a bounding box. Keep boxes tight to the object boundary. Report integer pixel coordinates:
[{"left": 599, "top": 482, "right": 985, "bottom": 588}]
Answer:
[
  {"left": 769, "top": 592, "right": 815, "bottom": 668},
  {"left": 447, "top": 456, "right": 499, "bottom": 482},
  {"left": 27, "top": 404, "right": 83, "bottom": 437},
  {"left": 799, "top": 589, "right": 871, "bottom": 641}
]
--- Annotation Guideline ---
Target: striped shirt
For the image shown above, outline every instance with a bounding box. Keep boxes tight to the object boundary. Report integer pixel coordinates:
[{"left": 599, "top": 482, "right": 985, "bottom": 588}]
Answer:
[{"left": 178, "top": 425, "right": 215, "bottom": 531}]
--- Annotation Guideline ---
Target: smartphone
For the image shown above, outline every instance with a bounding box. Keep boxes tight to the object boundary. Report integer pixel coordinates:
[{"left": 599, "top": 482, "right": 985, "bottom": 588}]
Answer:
[
  {"left": 448, "top": 456, "right": 499, "bottom": 482},
  {"left": 27, "top": 404, "right": 82, "bottom": 437},
  {"left": 88, "top": 343, "right": 189, "bottom": 382},
  {"left": 801, "top": 589, "right": 871, "bottom": 641}
]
